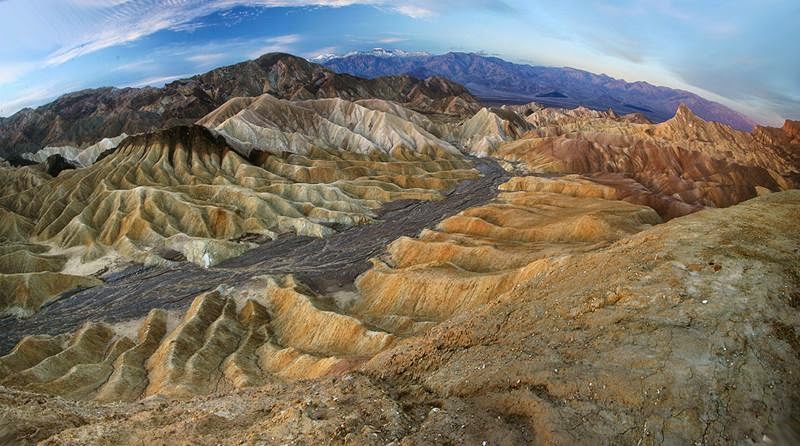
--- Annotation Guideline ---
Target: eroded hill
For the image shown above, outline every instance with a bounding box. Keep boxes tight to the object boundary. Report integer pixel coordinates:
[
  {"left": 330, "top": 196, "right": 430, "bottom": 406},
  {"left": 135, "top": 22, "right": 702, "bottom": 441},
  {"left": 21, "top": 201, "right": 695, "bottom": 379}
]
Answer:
[
  {"left": 1, "top": 187, "right": 797, "bottom": 445},
  {"left": 0, "top": 96, "right": 477, "bottom": 316},
  {"left": 0, "top": 78, "right": 798, "bottom": 445},
  {"left": 0, "top": 53, "right": 479, "bottom": 161}
]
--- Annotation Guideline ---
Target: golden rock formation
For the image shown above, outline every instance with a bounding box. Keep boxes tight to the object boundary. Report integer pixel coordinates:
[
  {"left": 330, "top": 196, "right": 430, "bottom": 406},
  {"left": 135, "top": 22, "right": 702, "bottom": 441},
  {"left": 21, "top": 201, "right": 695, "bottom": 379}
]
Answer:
[
  {"left": 353, "top": 175, "right": 661, "bottom": 333},
  {"left": 0, "top": 275, "right": 395, "bottom": 402},
  {"left": 0, "top": 96, "right": 477, "bottom": 315},
  {"left": 2, "top": 188, "right": 797, "bottom": 446},
  {"left": 481, "top": 104, "right": 798, "bottom": 219}
]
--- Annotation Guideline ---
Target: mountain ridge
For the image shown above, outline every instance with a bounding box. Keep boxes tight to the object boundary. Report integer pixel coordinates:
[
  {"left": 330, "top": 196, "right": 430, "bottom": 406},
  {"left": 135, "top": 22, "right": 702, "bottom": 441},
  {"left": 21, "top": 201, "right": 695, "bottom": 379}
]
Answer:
[
  {"left": 0, "top": 53, "right": 479, "bottom": 160},
  {"left": 323, "top": 51, "right": 758, "bottom": 131}
]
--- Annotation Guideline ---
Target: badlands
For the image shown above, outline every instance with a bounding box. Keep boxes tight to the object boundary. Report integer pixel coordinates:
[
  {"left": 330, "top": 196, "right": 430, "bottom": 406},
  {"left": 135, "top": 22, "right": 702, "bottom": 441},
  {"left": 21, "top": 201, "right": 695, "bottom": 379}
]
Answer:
[{"left": 0, "top": 54, "right": 798, "bottom": 445}]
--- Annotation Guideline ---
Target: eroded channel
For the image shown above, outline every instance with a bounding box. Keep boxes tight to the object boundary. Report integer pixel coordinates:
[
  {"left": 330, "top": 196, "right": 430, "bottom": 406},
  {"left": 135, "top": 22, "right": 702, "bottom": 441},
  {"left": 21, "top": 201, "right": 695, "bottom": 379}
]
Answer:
[{"left": 0, "top": 157, "right": 510, "bottom": 354}]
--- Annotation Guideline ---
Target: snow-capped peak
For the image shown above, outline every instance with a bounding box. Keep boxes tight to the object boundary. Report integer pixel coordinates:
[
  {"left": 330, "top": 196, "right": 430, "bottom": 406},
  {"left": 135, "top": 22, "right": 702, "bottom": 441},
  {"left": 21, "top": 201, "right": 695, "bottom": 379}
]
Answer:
[
  {"left": 312, "top": 48, "right": 430, "bottom": 62},
  {"left": 360, "top": 48, "right": 430, "bottom": 58},
  {"left": 309, "top": 53, "right": 338, "bottom": 63}
]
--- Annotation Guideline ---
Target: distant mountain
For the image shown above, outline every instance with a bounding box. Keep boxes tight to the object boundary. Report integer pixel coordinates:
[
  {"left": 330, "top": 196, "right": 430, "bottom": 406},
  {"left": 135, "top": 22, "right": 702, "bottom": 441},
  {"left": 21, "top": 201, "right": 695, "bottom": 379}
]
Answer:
[
  {"left": 311, "top": 48, "right": 430, "bottom": 63},
  {"left": 0, "top": 53, "right": 478, "bottom": 160},
  {"left": 324, "top": 51, "right": 757, "bottom": 131}
]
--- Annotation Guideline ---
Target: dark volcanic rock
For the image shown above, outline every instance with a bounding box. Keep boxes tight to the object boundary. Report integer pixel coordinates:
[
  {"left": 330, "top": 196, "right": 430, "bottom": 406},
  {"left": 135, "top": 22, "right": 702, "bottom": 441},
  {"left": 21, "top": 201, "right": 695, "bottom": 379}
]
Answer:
[{"left": 43, "top": 154, "right": 77, "bottom": 176}]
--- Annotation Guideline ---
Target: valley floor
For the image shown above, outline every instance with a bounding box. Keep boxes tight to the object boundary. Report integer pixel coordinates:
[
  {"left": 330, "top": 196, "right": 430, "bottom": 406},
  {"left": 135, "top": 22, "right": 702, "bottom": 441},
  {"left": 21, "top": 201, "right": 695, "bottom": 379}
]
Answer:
[{"left": 0, "top": 157, "right": 509, "bottom": 355}]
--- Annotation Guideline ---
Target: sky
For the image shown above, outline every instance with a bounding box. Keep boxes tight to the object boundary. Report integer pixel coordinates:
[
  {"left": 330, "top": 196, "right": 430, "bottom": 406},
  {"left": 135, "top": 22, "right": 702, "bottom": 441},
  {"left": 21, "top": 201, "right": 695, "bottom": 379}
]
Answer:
[{"left": 0, "top": 0, "right": 797, "bottom": 125}]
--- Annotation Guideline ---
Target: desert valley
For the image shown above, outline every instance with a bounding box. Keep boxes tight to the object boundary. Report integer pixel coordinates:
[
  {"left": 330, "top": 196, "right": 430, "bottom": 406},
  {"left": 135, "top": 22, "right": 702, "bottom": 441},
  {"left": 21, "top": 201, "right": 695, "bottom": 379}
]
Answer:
[{"left": 0, "top": 2, "right": 798, "bottom": 445}]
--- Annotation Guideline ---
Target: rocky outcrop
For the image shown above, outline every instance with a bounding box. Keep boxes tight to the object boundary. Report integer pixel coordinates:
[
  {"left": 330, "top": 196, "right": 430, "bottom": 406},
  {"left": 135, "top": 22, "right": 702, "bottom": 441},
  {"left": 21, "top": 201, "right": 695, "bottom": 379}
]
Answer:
[
  {"left": 454, "top": 107, "right": 532, "bottom": 155},
  {"left": 487, "top": 104, "right": 799, "bottom": 219},
  {"left": 2, "top": 188, "right": 797, "bottom": 445},
  {"left": 0, "top": 276, "right": 395, "bottom": 401},
  {"left": 21, "top": 134, "right": 128, "bottom": 168}
]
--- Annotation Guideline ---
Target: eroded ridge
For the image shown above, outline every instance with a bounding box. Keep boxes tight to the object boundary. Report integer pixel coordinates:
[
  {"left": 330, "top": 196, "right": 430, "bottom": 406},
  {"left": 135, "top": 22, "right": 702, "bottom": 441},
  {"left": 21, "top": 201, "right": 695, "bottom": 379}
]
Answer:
[
  {"left": 0, "top": 175, "right": 662, "bottom": 400},
  {"left": 0, "top": 275, "right": 395, "bottom": 401},
  {"left": 461, "top": 104, "right": 799, "bottom": 219},
  {"left": 0, "top": 105, "right": 477, "bottom": 315},
  {"left": 0, "top": 157, "right": 507, "bottom": 355},
  {"left": 352, "top": 175, "right": 662, "bottom": 333}
]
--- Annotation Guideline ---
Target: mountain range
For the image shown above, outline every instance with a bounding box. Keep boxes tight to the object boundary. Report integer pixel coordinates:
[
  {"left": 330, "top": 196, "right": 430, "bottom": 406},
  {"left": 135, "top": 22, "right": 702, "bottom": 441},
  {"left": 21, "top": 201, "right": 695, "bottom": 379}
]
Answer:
[
  {"left": 1, "top": 47, "right": 799, "bottom": 445},
  {"left": 323, "top": 50, "right": 757, "bottom": 131},
  {"left": 0, "top": 53, "right": 477, "bottom": 161}
]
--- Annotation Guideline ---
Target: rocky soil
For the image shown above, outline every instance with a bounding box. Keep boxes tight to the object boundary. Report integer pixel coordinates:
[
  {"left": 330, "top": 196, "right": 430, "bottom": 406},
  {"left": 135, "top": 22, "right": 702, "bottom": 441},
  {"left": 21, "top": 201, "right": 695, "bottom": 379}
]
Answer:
[
  {"left": 0, "top": 157, "right": 508, "bottom": 354},
  {"left": 1, "top": 190, "right": 797, "bottom": 445},
  {"left": 0, "top": 73, "right": 798, "bottom": 445}
]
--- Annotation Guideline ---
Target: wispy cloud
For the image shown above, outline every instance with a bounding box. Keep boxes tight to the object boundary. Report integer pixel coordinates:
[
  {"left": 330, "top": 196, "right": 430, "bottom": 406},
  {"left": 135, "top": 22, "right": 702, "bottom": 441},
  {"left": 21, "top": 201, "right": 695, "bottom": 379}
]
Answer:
[
  {"left": 124, "top": 73, "right": 193, "bottom": 88},
  {"left": 185, "top": 53, "right": 228, "bottom": 65},
  {"left": 0, "top": 62, "right": 34, "bottom": 86},
  {"left": 246, "top": 34, "right": 302, "bottom": 58},
  {"left": 112, "top": 59, "right": 157, "bottom": 72},
  {"left": 392, "top": 4, "right": 434, "bottom": 19},
  {"left": 25, "top": 1, "right": 514, "bottom": 67},
  {"left": 376, "top": 37, "right": 408, "bottom": 44}
]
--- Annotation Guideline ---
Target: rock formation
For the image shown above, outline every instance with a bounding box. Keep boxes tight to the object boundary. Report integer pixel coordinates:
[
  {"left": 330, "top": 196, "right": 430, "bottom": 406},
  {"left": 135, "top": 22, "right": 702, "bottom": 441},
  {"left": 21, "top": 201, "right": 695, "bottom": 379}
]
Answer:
[
  {"left": 1, "top": 188, "right": 798, "bottom": 445},
  {"left": 324, "top": 51, "right": 757, "bottom": 130},
  {"left": 22, "top": 134, "right": 128, "bottom": 168},
  {"left": 0, "top": 96, "right": 476, "bottom": 316},
  {"left": 0, "top": 52, "right": 798, "bottom": 446},
  {"left": 0, "top": 53, "right": 480, "bottom": 160},
  {"left": 481, "top": 105, "right": 799, "bottom": 219}
]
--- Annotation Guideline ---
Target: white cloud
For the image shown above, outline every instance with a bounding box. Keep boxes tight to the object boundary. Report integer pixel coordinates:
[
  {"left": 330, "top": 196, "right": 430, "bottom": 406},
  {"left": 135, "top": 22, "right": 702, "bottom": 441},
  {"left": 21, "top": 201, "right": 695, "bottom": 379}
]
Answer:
[
  {"left": 124, "top": 73, "right": 194, "bottom": 88},
  {"left": 112, "top": 59, "right": 157, "bottom": 72},
  {"left": 391, "top": 4, "right": 434, "bottom": 19},
  {"left": 185, "top": 53, "right": 228, "bottom": 65},
  {"left": 0, "top": 62, "right": 35, "bottom": 86},
  {"left": 36, "top": 1, "right": 509, "bottom": 67},
  {"left": 246, "top": 34, "right": 302, "bottom": 58},
  {"left": 0, "top": 85, "right": 65, "bottom": 116}
]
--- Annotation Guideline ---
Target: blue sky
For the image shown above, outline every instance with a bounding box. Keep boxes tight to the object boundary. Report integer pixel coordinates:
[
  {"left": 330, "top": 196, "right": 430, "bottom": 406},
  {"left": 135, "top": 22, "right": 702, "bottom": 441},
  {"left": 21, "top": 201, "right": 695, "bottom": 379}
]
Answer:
[{"left": 0, "top": 0, "right": 797, "bottom": 125}]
